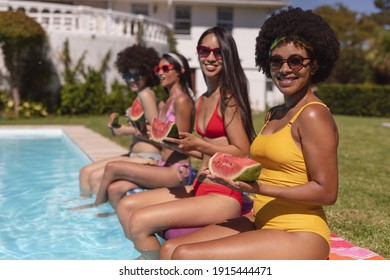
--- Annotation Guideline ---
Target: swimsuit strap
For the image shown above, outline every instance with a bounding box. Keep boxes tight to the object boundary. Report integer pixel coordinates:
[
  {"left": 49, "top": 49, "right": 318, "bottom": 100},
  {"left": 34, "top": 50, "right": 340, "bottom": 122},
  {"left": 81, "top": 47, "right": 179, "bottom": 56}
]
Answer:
[{"left": 290, "top": 102, "right": 327, "bottom": 124}]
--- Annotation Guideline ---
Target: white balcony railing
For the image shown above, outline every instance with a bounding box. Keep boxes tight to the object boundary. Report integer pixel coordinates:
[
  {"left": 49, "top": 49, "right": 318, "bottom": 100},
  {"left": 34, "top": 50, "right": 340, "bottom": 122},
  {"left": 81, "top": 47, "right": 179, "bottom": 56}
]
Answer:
[{"left": 0, "top": 0, "right": 171, "bottom": 45}]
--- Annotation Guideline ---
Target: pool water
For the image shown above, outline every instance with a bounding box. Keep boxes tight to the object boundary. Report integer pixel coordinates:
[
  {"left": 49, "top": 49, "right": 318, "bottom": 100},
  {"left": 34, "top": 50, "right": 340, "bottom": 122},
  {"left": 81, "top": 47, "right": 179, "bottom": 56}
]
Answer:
[{"left": 0, "top": 129, "right": 138, "bottom": 260}]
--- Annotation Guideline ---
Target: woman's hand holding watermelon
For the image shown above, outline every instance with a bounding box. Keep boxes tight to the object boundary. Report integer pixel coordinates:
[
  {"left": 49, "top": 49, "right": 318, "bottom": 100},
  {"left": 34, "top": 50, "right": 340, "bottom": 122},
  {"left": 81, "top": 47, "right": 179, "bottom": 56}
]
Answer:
[
  {"left": 204, "top": 169, "right": 260, "bottom": 194},
  {"left": 165, "top": 132, "right": 197, "bottom": 151}
]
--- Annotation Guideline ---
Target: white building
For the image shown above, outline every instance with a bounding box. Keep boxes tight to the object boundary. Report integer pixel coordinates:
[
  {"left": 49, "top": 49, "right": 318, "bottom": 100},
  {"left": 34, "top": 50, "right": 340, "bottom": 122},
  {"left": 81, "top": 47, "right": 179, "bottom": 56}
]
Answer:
[{"left": 1, "top": 0, "right": 289, "bottom": 111}]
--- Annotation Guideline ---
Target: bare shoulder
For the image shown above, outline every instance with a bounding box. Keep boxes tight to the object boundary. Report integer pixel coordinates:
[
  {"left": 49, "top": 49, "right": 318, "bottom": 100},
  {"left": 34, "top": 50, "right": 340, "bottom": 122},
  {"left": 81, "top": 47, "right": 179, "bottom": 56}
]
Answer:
[
  {"left": 175, "top": 92, "right": 193, "bottom": 105},
  {"left": 139, "top": 87, "right": 156, "bottom": 99},
  {"left": 298, "top": 103, "right": 338, "bottom": 134},
  {"left": 299, "top": 103, "right": 333, "bottom": 122}
]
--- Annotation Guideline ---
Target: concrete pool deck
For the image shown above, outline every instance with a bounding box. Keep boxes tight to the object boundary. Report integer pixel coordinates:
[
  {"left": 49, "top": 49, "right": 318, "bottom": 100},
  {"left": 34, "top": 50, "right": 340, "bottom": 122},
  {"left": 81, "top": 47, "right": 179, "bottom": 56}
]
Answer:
[{"left": 0, "top": 125, "right": 127, "bottom": 161}]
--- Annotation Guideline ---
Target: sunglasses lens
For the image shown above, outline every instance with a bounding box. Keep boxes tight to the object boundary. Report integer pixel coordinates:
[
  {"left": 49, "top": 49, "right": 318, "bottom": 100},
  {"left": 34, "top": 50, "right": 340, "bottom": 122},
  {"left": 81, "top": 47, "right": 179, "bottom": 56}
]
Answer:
[
  {"left": 213, "top": 49, "right": 223, "bottom": 60},
  {"left": 270, "top": 56, "right": 283, "bottom": 69},
  {"left": 133, "top": 74, "right": 141, "bottom": 81},
  {"left": 197, "top": 46, "right": 223, "bottom": 60},
  {"left": 288, "top": 55, "right": 304, "bottom": 69},
  {"left": 198, "top": 47, "right": 210, "bottom": 58},
  {"left": 123, "top": 73, "right": 142, "bottom": 82},
  {"left": 154, "top": 64, "right": 173, "bottom": 74}
]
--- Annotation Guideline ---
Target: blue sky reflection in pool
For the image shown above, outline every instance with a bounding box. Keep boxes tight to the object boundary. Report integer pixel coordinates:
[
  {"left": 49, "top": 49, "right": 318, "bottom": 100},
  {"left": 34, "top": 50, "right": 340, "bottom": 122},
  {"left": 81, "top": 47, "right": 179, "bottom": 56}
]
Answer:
[{"left": 0, "top": 129, "right": 138, "bottom": 260}]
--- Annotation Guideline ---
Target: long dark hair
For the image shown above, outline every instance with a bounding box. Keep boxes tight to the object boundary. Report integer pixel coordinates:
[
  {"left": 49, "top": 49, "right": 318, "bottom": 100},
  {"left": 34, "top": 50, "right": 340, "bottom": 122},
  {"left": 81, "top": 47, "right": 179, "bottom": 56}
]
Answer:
[
  {"left": 197, "top": 26, "right": 256, "bottom": 143},
  {"left": 161, "top": 52, "right": 194, "bottom": 100}
]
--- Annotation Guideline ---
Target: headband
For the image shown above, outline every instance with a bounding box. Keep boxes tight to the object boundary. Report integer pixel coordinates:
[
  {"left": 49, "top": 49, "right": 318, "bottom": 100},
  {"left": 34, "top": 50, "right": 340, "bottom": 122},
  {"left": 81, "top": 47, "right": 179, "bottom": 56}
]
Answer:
[
  {"left": 269, "top": 36, "right": 314, "bottom": 56},
  {"left": 165, "top": 53, "right": 195, "bottom": 99},
  {"left": 165, "top": 53, "right": 184, "bottom": 67}
]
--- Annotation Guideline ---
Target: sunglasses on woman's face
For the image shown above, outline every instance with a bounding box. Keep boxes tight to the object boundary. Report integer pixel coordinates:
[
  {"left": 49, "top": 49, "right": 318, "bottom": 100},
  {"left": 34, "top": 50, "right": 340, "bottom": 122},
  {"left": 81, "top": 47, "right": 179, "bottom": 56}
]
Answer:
[
  {"left": 196, "top": 46, "right": 223, "bottom": 61},
  {"left": 269, "top": 54, "right": 311, "bottom": 71},
  {"left": 154, "top": 64, "right": 174, "bottom": 74},
  {"left": 122, "top": 72, "right": 142, "bottom": 83}
]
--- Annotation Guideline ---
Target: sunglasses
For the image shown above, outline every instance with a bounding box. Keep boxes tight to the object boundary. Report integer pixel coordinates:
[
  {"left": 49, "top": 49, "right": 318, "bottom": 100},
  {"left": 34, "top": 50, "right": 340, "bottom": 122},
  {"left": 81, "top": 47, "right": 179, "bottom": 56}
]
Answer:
[
  {"left": 154, "top": 64, "right": 174, "bottom": 74},
  {"left": 196, "top": 46, "right": 223, "bottom": 60},
  {"left": 269, "top": 54, "right": 311, "bottom": 71},
  {"left": 122, "top": 72, "right": 142, "bottom": 83}
]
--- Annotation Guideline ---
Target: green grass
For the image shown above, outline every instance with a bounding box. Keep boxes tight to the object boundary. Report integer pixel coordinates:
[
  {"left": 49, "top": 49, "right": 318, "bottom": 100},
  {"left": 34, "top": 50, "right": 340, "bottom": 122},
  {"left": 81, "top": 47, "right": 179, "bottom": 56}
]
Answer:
[{"left": 1, "top": 114, "right": 389, "bottom": 258}]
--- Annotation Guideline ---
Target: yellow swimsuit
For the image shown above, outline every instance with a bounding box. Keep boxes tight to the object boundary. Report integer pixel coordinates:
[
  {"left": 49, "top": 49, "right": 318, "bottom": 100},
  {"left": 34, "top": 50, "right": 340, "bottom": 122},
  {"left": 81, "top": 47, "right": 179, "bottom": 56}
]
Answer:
[{"left": 251, "top": 102, "right": 330, "bottom": 246}]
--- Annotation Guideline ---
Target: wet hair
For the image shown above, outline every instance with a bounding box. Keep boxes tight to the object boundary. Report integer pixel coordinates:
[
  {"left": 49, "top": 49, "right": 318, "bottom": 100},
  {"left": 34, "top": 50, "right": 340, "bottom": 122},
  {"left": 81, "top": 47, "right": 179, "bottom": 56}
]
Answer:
[
  {"left": 115, "top": 44, "right": 160, "bottom": 87},
  {"left": 255, "top": 7, "right": 340, "bottom": 84},
  {"left": 197, "top": 26, "right": 256, "bottom": 143},
  {"left": 161, "top": 52, "right": 194, "bottom": 100}
]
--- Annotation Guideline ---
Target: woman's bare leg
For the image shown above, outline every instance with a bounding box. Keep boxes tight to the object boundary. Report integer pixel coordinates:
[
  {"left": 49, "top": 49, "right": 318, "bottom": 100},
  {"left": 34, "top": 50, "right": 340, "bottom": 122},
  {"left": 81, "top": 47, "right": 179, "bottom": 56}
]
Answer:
[
  {"left": 79, "top": 156, "right": 157, "bottom": 196},
  {"left": 127, "top": 194, "right": 241, "bottom": 252},
  {"left": 171, "top": 229, "right": 330, "bottom": 260},
  {"left": 79, "top": 158, "right": 114, "bottom": 196},
  {"left": 116, "top": 186, "right": 194, "bottom": 237},
  {"left": 107, "top": 180, "right": 139, "bottom": 209},
  {"left": 160, "top": 215, "right": 254, "bottom": 259},
  {"left": 94, "top": 160, "right": 187, "bottom": 205}
]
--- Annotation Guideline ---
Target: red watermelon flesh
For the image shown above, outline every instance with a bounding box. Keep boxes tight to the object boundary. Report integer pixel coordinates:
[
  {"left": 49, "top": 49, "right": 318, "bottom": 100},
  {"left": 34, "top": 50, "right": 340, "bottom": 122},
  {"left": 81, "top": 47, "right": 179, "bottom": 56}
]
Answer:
[
  {"left": 151, "top": 118, "right": 179, "bottom": 143},
  {"left": 109, "top": 112, "right": 121, "bottom": 128},
  {"left": 208, "top": 152, "right": 261, "bottom": 182},
  {"left": 129, "top": 98, "right": 145, "bottom": 123}
]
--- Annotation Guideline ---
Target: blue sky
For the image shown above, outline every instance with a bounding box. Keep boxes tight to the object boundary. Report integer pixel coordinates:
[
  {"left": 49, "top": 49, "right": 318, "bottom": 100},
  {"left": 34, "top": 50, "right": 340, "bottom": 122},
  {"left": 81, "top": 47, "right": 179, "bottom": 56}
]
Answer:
[{"left": 289, "top": 0, "right": 380, "bottom": 14}]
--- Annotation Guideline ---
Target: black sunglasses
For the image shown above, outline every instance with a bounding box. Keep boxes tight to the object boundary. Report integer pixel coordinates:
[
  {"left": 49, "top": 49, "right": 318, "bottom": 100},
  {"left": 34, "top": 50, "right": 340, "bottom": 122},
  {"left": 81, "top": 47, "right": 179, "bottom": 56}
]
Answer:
[
  {"left": 269, "top": 54, "right": 311, "bottom": 71},
  {"left": 154, "top": 64, "right": 174, "bottom": 74},
  {"left": 196, "top": 46, "right": 223, "bottom": 60},
  {"left": 122, "top": 72, "right": 142, "bottom": 83}
]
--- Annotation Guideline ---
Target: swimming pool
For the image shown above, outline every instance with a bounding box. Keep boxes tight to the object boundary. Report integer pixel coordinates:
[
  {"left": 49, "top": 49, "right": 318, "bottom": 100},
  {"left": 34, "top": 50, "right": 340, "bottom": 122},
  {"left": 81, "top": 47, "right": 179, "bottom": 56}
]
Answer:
[{"left": 0, "top": 128, "right": 138, "bottom": 260}]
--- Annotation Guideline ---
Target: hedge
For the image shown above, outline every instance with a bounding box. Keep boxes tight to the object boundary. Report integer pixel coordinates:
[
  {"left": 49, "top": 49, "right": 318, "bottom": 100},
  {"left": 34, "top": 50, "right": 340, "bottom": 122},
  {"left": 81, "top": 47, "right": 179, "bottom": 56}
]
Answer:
[{"left": 316, "top": 84, "right": 390, "bottom": 117}]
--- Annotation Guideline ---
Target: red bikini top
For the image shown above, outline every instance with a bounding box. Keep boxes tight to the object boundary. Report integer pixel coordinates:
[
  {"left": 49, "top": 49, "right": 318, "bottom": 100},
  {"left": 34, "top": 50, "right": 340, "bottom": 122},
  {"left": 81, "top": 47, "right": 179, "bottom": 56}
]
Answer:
[{"left": 196, "top": 96, "right": 227, "bottom": 139}]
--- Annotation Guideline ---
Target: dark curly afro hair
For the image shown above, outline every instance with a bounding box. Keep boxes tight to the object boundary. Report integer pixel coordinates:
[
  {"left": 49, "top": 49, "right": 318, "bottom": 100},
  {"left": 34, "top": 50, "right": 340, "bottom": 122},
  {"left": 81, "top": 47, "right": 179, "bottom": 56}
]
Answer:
[
  {"left": 255, "top": 7, "right": 340, "bottom": 84},
  {"left": 115, "top": 44, "right": 160, "bottom": 86}
]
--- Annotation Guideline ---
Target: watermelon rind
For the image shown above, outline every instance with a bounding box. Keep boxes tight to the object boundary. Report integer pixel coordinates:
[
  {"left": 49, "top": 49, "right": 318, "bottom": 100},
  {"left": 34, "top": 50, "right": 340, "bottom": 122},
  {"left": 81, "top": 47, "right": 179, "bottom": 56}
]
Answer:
[
  {"left": 208, "top": 152, "right": 261, "bottom": 182},
  {"left": 109, "top": 112, "right": 121, "bottom": 128},
  {"left": 129, "top": 99, "right": 145, "bottom": 123},
  {"left": 151, "top": 118, "right": 179, "bottom": 143}
]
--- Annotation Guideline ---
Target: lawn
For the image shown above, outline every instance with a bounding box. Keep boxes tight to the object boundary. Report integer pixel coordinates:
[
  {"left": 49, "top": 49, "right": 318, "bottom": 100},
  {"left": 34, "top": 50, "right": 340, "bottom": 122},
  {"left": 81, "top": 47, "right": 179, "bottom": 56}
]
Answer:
[{"left": 1, "top": 113, "right": 389, "bottom": 259}]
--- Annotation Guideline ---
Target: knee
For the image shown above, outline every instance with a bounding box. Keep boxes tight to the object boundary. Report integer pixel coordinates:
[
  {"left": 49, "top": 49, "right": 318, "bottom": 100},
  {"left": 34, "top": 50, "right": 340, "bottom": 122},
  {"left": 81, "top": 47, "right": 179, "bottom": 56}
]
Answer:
[
  {"left": 89, "top": 171, "right": 101, "bottom": 191},
  {"left": 117, "top": 197, "right": 132, "bottom": 224},
  {"left": 127, "top": 210, "right": 147, "bottom": 239},
  {"left": 171, "top": 244, "right": 193, "bottom": 260},
  {"left": 80, "top": 164, "right": 92, "bottom": 178},
  {"left": 104, "top": 161, "right": 120, "bottom": 175},
  {"left": 160, "top": 239, "right": 180, "bottom": 260},
  {"left": 117, "top": 197, "right": 141, "bottom": 238}
]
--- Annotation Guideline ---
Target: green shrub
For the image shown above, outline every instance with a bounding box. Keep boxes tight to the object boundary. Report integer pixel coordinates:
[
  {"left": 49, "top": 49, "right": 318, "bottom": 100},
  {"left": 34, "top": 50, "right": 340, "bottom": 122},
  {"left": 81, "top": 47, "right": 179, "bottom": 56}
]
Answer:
[
  {"left": 105, "top": 80, "right": 136, "bottom": 114},
  {"left": 317, "top": 84, "right": 390, "bottom": 117}
]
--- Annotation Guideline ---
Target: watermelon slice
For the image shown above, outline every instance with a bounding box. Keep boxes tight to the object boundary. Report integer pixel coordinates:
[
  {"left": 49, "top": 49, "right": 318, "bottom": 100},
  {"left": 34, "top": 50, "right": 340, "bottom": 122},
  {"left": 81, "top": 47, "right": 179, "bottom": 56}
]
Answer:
[
  {"left": 208, "top": 152, "right": 261, "bottom": 182},
  {"left": 150, "top": 118, "right": 179, "bottom": 143},
  {"left": 128, "top": 98, "right": 145, "bottom": 123},
  {"left": 109, "top": 112, "right": 121, "bottom": 128}
]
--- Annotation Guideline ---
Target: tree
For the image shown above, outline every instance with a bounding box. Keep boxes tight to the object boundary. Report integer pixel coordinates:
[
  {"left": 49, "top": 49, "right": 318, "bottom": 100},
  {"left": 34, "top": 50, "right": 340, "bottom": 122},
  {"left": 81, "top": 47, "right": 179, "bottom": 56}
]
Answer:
[
  {"left": 0, "top": 11, "right": 48, "bottom": 115},
  {"left": 366, "top": 29, "right": 390, "bottom": 83},
  {"left": 314, "top": 4, "right": 384, "bottom": 84},
  {"left": 373, "top": 0, "right": 390, "bottom": 27}
]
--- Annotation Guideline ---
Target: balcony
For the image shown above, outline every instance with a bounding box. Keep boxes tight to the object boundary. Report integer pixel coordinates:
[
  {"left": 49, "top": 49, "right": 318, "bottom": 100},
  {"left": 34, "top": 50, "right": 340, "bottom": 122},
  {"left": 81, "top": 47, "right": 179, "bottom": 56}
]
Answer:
[{"left": 0, "top": 0, "right": 171, "bottom": 47}]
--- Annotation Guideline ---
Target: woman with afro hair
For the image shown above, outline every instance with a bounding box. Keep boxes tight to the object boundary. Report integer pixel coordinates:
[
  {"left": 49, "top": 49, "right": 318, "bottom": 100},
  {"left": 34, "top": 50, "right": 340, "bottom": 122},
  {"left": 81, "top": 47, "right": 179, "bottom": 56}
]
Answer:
[
  {"left": 77, "top": 44, "right": 161, "bottom": 197},
  {"left": 160, "top": 7, "right": 340, "bottom": 260}
]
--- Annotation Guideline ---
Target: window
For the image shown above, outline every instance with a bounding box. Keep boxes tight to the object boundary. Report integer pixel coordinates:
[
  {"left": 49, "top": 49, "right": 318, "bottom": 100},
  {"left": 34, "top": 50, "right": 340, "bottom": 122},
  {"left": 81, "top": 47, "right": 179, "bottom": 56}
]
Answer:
[
  {"left": 217, "top": 7, "right": 233, "bottom": 32},
  {"left": 132, "top": 4, "right": 148, "bottom": 16},
  {"left": 174, "top": 6, "right": 191, "bottom": 35}
]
